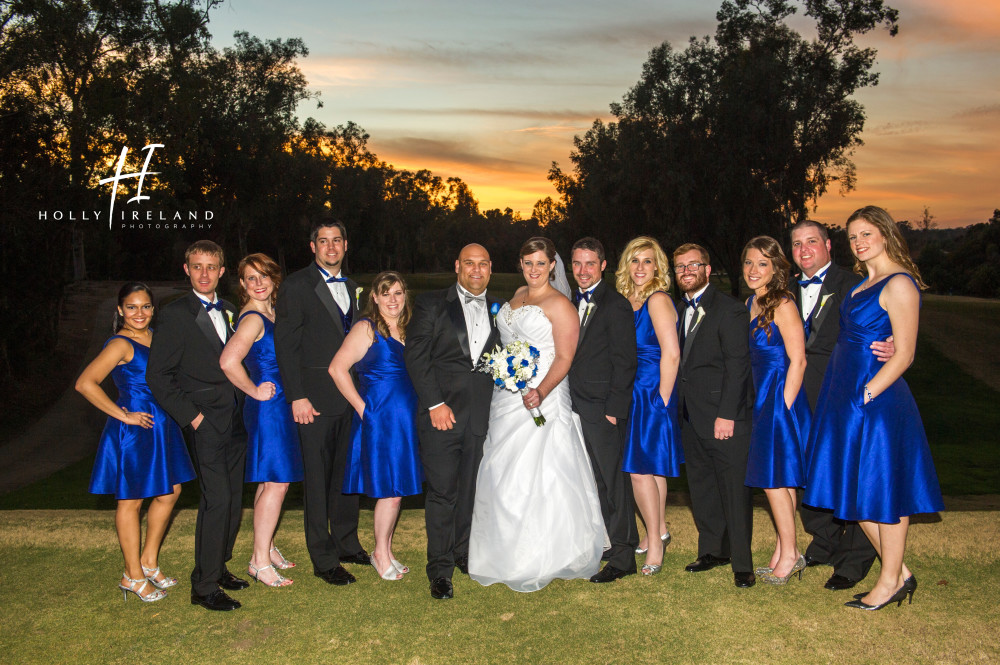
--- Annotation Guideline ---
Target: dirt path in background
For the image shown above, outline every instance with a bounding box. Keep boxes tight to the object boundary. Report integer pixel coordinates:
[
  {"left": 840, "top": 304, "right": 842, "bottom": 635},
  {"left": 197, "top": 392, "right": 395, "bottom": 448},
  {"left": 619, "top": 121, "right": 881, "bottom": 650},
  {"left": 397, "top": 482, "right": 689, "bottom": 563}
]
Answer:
[
  {"left": 0, "top": 281, "right": 185, "bottom": 494},
  {"left": 1, "top": 286, "right": 997, "bottom": 497}
]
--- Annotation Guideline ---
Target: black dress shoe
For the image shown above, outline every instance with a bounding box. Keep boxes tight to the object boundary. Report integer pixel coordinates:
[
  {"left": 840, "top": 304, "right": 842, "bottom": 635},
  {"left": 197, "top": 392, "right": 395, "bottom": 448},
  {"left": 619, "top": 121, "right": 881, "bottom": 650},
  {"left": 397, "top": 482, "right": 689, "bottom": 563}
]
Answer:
[
  {"left": 804, "top": 555, "right": 830, "bottom": 568},
  {"left": 314, "top": 565, "right": 356, "bottom": 586},
  {"left": 825, "top": 574, "right": 860, "bottom": 591},
  {"left": 734, "top": 572, "right": 756, "bottom": 588},
  {"left": 454, "top": 555, "right": 469, "bottom": 575},
  {"left": 219, "top": 569, "right": 250, "bottom": 590},
  {"left": 430, "top": 577, "right": 454, "bottom": 599},
  {"left": 684, "top": 554, "right": 731, "bottom": 573},
  {"left": 590, "top": 565, "right": 636, "bottom": 583},
  {"left": 191, "top": 589, "right": 241, "bottom": 611},
  {"left": 340, "top": 551, "right": 371, "bottom": 566}
]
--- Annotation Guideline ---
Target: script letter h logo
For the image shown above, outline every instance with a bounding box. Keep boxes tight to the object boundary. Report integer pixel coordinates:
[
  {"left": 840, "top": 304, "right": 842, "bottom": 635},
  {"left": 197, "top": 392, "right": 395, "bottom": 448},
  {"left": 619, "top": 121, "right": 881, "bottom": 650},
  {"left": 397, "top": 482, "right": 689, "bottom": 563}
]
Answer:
[{"left": 97, "top": 144, "right": 164, "bottom": 229}]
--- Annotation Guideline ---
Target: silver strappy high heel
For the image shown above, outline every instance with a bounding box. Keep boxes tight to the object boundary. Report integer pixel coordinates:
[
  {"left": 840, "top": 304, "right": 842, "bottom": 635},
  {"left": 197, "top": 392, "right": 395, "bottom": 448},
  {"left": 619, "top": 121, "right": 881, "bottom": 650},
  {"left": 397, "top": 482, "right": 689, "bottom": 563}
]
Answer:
[
  {"left": 141, "top": 565, "right": 178, "bottom": 590},
  {"left": 119, "top": 573, "right": 167, "bottom": 602}
]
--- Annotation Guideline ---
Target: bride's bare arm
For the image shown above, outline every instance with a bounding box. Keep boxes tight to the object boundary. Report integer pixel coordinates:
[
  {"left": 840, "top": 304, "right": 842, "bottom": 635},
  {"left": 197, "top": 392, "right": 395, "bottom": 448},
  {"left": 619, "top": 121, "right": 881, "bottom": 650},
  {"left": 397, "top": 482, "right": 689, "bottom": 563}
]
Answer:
[{"left": 530, "top": 295, "right": 579, "bottom": 403}]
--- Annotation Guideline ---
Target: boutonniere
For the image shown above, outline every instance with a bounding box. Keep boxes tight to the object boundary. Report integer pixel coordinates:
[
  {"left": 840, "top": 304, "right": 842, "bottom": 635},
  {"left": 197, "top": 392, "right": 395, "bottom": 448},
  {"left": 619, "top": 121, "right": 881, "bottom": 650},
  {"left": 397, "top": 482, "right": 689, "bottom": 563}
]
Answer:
[
  {"left": 225, "top": 310, "right": 235, "bottom": 332},
  {"left": 691, "top": 305, "right": 706, "bottom": 330},
  {"left": 814, "top": 293, "right": 833, "bottom": 317},
  {"left": 354, "top": 287, "right": 364, "bottom": 310},
  {"left": 583, "top": 301, "right": 596, "bottom": 324},
  {"left": 489, "top": 301, "right": 501, "bottom": 319}
]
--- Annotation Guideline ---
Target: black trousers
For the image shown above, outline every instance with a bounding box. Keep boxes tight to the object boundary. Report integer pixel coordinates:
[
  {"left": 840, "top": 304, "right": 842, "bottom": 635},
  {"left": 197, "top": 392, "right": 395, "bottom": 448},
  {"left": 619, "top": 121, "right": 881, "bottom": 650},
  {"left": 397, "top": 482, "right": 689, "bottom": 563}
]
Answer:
[
  {"left": 681, "top": 420, "right": 753, "bottom": 573},
  {"left": 418, "top": 423, "right": 485, "bottom": 581},
  {"left": 185, "top": 416, "right": 246, "bottom": 596},
  {"left": 800, "top": 505, "right": 878, "bottom": 580},
  {"left": 298, "top": 412, "right": 362, "bottom": 573},
  {"left": 578, "top": 415, "right": 639, "bottom": 572}
]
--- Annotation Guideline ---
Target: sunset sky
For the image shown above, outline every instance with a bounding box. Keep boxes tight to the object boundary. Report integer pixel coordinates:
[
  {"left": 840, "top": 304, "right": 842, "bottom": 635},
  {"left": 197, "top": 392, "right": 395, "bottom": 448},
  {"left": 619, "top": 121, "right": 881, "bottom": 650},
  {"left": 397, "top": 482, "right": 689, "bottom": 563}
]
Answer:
[{"left": 209, "top": 0, "right": 1000, "bottom": 228}]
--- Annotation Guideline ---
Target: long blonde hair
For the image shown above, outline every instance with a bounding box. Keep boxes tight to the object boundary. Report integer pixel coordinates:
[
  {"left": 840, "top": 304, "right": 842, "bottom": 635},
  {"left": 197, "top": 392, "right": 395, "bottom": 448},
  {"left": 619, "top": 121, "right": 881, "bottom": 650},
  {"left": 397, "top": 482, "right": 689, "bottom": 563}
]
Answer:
[
  {"left": 615, "top": 236, "right": 672, "bottom": 301},
  {"left": 846, "top": 206, "right": 928, "bottom": 289}
]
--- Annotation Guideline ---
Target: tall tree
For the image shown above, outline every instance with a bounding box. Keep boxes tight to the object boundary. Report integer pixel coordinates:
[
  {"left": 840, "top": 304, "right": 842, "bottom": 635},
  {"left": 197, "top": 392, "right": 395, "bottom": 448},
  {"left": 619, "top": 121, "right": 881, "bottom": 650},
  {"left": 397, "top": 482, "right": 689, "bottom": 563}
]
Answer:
[{"left": 550, "top": 0, "right": 898, "bottom": 292}]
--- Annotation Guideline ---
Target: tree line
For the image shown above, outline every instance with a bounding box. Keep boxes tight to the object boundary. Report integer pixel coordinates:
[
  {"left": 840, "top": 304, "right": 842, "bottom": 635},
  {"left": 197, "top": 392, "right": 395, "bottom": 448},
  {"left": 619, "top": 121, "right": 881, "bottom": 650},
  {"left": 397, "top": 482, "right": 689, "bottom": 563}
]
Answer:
[{"left": 12, "top": 0, "right": 982, "bottom": 391}]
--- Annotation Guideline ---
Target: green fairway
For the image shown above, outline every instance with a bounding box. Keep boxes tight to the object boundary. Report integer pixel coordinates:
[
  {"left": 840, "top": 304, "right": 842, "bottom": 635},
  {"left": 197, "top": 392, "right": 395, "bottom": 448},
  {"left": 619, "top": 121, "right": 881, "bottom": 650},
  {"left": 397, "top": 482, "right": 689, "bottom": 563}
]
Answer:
[{"left": 2, "top": 506, "right": 998, "bottom": 665}]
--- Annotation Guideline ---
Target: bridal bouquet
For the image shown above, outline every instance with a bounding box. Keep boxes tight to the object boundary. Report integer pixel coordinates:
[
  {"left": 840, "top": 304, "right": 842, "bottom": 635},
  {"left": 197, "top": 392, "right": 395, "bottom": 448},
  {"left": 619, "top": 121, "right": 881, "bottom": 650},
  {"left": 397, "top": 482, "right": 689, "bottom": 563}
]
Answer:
[{"left": 476, "top": 340, "right": 546, "bottom": 426}]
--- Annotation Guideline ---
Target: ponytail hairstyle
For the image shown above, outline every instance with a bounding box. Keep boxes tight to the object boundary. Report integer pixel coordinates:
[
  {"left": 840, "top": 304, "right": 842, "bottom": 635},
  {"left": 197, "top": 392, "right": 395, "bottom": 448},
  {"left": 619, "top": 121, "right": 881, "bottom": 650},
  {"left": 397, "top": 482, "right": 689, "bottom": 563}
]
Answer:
[
  {"left": 112, "top": 282, "right": 155, "bottom": 333},
  {"left": 741, "top": 236, "right": 793, "bottom": 340}
]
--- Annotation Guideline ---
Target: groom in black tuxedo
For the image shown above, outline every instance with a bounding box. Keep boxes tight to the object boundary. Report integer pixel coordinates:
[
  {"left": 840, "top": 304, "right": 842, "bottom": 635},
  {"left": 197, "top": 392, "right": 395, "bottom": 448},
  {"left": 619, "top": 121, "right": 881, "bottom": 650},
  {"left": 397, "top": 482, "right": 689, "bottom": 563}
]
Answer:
[
  {"left": 791, "top": 220, "right": 886, "bottom": 591},
  {"left": 274, "top": 221, "right": 367, "bottom": 587},
  {"left": 405, "top": 244, "right": 501, "bottom": 599},
  {"left": 673, "top": 243, "right": 755, "bottom": 588},
  {"left": 147, "top": 240, "right": 248, "bottom": 611},
  {"left": 567, "top": 237, "right": 639, "bottom": 583}
]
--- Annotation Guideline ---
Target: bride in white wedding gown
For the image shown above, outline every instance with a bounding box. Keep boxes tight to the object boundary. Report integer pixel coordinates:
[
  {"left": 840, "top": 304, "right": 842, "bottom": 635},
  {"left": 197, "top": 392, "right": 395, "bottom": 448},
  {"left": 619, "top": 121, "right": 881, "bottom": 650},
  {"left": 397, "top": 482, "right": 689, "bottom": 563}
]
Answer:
[{"left": 469, "top": 238, "right": 607, "bottom": 592}]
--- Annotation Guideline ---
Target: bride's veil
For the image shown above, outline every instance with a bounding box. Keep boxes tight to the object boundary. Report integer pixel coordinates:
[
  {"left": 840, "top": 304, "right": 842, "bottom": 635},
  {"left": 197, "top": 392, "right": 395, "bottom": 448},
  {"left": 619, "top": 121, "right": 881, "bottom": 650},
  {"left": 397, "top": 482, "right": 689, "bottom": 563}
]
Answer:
[{"left": 552, "top": 252, "right": 573, "bottom": 299}]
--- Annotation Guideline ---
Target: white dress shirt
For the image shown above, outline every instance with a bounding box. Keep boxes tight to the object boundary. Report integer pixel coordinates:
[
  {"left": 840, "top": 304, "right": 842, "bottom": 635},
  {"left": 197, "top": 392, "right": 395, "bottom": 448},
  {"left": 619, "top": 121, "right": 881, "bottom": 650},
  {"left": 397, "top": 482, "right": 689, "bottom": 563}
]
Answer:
[
  {"left": 317, "top": 265, "right": 350, "bottom": 314},
  {"left": 195, "top": 290, "right": 227, "bottom": 342},
  {"left": 683, "top": 284, "right": 710, "bottom": 334},
  {"left": 800, "top": 261, "right": 832, "bottom": 320},
  {"left": 457, "top": 283, "right": 490, "bottom": 363},
  {"left": 577, "top": 280, "right": 601, "bottom": 323}
]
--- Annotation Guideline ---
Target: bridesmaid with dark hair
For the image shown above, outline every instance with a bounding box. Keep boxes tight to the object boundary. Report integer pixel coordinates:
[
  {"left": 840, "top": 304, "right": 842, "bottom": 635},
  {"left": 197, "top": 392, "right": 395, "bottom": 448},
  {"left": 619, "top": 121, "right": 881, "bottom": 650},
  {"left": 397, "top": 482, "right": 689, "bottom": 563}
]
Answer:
[
  {"left": 76, "top": 282, "right": 196, "bottom": 602},
  {"left": 741, "top": 236, "right": 812, "bottom": 585},
  {"left": 220, "top": 253, "right": 304, "bottom": 587},
  {"left": 329, "top": 271, "right": 424, "bottom": 581}
]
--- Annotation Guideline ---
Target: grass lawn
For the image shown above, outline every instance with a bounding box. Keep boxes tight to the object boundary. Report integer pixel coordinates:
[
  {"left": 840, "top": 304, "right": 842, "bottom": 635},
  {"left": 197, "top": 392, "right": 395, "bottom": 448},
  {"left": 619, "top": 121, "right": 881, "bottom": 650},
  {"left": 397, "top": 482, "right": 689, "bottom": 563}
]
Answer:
[
  {"left": 1, "top": 506, "right": 998, "bottom": 665},
  {"left": 2, "top": 281, "right": 998, "bottom": 663}
]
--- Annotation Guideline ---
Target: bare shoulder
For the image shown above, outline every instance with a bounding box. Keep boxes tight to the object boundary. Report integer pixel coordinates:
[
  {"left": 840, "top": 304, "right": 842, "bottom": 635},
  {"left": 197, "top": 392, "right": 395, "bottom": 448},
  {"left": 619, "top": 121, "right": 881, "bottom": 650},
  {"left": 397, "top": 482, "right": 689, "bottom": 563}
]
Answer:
[
  {"left": 882, "top": 273, "right": 920, "bottom": 307},
  {"left": 646, "top": 291, "right": 676, "bottom": 316},
  {"left": 540, "top": 289, "right": 577, "bottom": 322},
  {"left": 774, "top": 298, "right": 800, "bottom": 324}
]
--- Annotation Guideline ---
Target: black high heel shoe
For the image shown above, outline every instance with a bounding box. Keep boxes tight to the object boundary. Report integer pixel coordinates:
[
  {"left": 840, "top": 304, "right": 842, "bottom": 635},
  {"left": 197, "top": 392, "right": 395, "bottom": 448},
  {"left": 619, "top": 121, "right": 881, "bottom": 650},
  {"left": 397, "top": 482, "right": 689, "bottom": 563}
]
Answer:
[
  {"left": 844, "top": 579, "right": 913, "bottom": 611},
  {"left": 853, "top": 574, "right": 917, "bottom": 601}
]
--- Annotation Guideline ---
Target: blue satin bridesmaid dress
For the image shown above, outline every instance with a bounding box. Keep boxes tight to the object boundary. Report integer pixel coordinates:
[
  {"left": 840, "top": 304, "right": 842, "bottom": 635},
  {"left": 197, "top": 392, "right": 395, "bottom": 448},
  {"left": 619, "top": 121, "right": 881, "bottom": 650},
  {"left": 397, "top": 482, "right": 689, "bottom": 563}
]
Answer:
[
  {"left": 343, "top": 324, "right": 424, "bottom": 498},
  {"left": 622, "top": 295, "right": 683, "bottom": 477},
  {"left": 241, "top": 311, "right": 304, "bottom": 483},
  {"left": 804, "top": 273, "right": 944, "bottom": 522},
  {"left": 744, "top": 298, "right": 811, "bottom": 488},
  {"left": 89, "top": 336, "right": 196, "bottom": 499}
]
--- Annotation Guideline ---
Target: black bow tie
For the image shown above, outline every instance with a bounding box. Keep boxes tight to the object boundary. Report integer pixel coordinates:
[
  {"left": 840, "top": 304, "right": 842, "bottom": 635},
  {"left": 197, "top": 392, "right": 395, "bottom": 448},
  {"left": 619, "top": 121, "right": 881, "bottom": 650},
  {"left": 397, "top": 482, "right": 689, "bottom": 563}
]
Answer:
[
  {"left": 201, "top": 300, "right": 223, "bottom": 312},
  {"left": 574, "top": 290, "right": 593, "bottom": 305}
]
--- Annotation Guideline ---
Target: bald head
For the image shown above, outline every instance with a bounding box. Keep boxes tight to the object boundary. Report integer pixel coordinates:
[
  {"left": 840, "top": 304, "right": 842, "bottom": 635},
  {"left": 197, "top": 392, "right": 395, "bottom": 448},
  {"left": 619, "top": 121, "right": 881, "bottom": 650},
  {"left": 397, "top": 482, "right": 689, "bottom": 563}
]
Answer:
[{"left": 456, "top": 244, "right": 492, "bottom": 295}]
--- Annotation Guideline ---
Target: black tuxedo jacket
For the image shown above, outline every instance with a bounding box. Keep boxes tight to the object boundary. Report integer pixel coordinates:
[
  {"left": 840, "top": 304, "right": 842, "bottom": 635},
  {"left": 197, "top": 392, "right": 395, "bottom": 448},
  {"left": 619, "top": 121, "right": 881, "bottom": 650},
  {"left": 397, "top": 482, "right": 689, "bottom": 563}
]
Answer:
[
  {"left": 273, "top": 264, "right": 360, "bottom": 417},
  {"left": 677, "top": 283, "right": 752, "bottom": 440},
  {"left": 146, "top": 291, "right": 238, "bottom": 432},
  {"left": 568, "top": 280, "right": 637, "bottom": 423},
  {"left": 404, "top": 284, "right": 501, "bottom": 437},
  {"left": 797, "top": 263, "right": 863, "bottom": 406}
]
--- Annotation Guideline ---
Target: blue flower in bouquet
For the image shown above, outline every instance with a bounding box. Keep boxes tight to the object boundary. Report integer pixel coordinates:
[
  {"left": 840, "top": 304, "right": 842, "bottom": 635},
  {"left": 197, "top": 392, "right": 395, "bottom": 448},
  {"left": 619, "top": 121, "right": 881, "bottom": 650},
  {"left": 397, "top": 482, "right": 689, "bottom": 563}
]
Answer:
[{"left": 474, "top": 339, "right": 547, "bottom": 427}]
